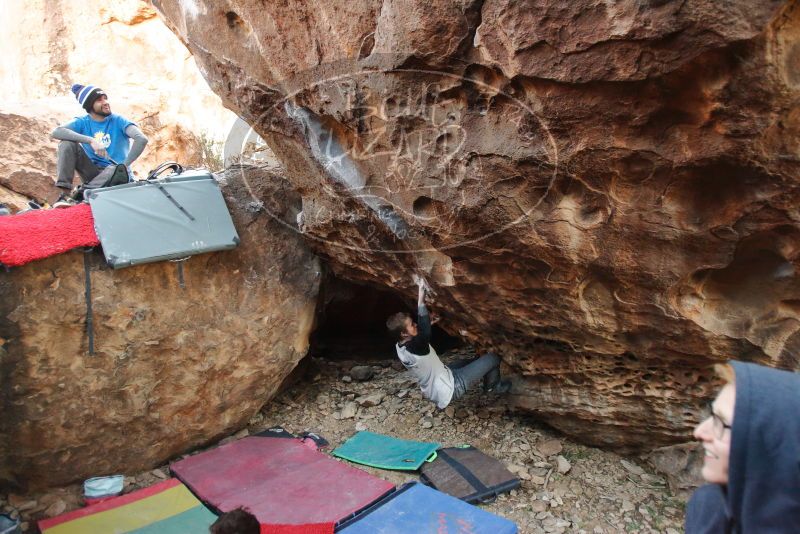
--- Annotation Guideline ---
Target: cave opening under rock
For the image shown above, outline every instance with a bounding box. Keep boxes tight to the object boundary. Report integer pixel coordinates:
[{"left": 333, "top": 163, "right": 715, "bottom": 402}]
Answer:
[{"left": 308, "top": 276, "right": 462, "bottom": 361}]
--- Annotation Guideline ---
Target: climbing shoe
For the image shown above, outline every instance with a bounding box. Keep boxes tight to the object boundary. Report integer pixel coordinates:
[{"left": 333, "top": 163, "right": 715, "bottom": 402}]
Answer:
[
  {"left": 17, "top": 200, "right": 42, "bottom": 214},
  {"left": 488, "top": 379, "right": 512, "bottom": 395},
  {"left": 53, "top": 193, "right": 77, "bottom": 209},
  {"left": 0, "top": 203, "right": 9, "bottom": 216}
]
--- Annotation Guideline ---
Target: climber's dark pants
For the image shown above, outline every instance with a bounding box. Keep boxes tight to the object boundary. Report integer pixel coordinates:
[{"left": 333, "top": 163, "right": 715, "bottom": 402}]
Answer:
[
  {"left": 56, "top": 140, "right": 116, "bottom": 191},
  {"left": 450, "top": 352, "right": 501, "bottom": 400}
]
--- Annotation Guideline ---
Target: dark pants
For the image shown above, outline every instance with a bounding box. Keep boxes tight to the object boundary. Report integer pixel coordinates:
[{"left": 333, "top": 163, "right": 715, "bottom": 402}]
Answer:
[
  {"left": 56, "top": 140, "right": 116, "bottom": 191},
  {"left": 450, "top": 352, "right": 501, "bottom": 400}
]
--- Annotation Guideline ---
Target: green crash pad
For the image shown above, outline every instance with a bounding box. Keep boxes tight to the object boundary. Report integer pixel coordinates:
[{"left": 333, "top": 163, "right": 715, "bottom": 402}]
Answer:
[{"left": 332, "top": 431, "right": 439, "bottom": 471}]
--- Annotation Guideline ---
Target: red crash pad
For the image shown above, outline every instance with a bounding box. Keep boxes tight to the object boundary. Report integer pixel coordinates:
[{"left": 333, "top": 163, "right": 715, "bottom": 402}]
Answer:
[
  {"left": 170, "top": 436, "right": 394, "bottom": 525},
  {"left": 0, "top": 204, "right": 99, "bottom": 267}
]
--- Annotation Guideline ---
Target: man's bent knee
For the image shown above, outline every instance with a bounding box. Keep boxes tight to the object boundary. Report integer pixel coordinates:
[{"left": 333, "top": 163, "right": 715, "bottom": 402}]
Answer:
[{"left": 57, "top": 140, "right": 80, "bottom": 155}]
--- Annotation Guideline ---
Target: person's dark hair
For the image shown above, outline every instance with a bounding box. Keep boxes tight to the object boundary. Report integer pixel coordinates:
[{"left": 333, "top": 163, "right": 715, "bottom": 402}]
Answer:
[
  {"left": 386, "top": 312, "right": 411, "bottom": 341},
  {"left": 210, "top": 507, "right": 259, "bottom": 534}
]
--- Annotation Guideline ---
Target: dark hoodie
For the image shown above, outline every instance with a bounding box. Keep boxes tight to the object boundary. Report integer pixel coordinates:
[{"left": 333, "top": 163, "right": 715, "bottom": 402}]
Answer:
[{"left": 686, "top": 361, "right": 800, "bottom": 533}]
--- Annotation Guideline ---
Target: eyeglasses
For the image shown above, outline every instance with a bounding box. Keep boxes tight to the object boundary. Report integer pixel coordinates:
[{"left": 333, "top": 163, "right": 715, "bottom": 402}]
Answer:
[{"left": 702, "top": 402, "right": 732, "bottom": 439}]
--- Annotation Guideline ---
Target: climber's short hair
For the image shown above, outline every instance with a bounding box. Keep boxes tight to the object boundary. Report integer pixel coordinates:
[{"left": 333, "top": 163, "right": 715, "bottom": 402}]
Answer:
[
  {"left": 210, "top": 507, "right": 259, "bottom": 534},
  {"left": 386, "top": 312, "right": 411, "bottom": 341}
]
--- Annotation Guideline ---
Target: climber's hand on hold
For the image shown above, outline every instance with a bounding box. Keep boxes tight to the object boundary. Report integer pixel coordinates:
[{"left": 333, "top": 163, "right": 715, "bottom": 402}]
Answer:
[
  {"left": 414, "top": 275, "right": 436, "bottom": 305},
  {"left": 413, "top": 274, "right": 430, "bottom": 307},
  {"left": 412, "top": 273, "right": 424, "bottom": 289},
  {"left": 417, "top": 283, "right": 426, "bottom": 307},
  {"left": 413, "top": 274, "right": 433, "bottom": 294}
]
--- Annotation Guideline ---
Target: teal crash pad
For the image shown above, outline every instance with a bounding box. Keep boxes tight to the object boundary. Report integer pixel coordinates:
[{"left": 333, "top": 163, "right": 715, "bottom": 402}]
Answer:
[{"left": 332, "top": 431, "right": 439, "bottom": 471}]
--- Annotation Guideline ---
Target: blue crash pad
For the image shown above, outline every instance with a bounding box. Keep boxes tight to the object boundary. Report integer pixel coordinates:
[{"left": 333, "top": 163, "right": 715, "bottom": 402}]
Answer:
[{"left": 337, "top": 482, "right": 518, "bottom": 534}]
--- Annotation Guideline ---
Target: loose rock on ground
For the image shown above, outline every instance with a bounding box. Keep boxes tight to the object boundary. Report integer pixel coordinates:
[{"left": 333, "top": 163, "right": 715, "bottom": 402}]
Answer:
[{"left": 0, "top": 349, "right": 689, "bottom": 533}]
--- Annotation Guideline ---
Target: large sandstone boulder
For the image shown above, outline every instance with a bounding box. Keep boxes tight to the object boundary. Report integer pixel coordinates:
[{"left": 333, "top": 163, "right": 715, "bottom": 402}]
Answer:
[
  {"left": 0, "top": 0, "right": 235, "bottom": 144},
  {"left": 0, "top": 165, "right": 320, "bottom": 490},
  {"left": 153, "top": 0, "right": 800, "bottom": 449},
  {"left": 0, "top": 110, "right": 60, "bottom": 207}
]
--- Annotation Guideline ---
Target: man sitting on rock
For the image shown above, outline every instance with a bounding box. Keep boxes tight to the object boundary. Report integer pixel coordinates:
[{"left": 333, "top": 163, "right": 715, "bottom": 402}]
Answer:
[
  {"left": 386, "top": 277, "right": 511, "bottom": 410},
  {"left": 50, "top": 83, "right": 148, "bottom": 206}
]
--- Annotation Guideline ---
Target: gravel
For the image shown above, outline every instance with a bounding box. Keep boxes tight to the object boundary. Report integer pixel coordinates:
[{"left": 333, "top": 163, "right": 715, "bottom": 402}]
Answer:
[{"left": 0, "top": 351, "right": 688, "bottom": 533}]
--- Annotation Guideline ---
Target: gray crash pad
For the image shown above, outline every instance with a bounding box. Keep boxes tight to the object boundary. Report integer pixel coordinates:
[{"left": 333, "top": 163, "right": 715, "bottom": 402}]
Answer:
[{"left": 85, "top": 170, "right": 239, "bottom": 269}]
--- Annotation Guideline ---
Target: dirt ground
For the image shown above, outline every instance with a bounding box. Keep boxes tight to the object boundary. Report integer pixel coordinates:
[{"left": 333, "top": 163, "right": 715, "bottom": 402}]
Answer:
[{"left": 1, "top": 348, "right": 689, "bottom": 533}]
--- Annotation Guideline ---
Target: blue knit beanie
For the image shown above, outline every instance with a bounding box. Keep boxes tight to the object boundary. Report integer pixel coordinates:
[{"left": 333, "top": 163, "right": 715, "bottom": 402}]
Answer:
[{"left": 71, "top": 84, "right": 106, "bottom": 112}]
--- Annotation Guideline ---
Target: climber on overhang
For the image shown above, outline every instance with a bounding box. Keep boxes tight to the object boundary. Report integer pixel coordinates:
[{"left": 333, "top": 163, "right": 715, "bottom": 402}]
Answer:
[
  {"left": 50, "top": 83, "right": 148, "bottom": 207},
  {"left": 386, "top": 276, "right": 511, "bottom": 410}
]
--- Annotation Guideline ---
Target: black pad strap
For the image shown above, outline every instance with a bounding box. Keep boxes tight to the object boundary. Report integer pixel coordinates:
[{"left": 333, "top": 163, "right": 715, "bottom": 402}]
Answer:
[
  {"left": 153, "top": 181, "right": 195, "bottom": 221},
  {"left": 437, "top": 448, "right": 489, "bottom": 495},
  {"left": 254, "top": 427, "right": 295, "bottom": 438},
  {"left": 83, "top": 249, "right": 94, "bottom": 356},
  {"left": 177, "top": 262, "right": 185, "bottom": 289}
]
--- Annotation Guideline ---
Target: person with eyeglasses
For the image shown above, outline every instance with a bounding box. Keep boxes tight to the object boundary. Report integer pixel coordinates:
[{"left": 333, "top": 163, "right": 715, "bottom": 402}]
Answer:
[{"left": 685, "top": 361, "right": 800, "bottom": 533}]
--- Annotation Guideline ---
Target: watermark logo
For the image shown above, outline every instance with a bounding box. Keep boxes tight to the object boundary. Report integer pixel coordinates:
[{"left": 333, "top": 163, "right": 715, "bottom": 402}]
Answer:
[{"left": 225, "top": 56, "right": 559, "bottom": 254}]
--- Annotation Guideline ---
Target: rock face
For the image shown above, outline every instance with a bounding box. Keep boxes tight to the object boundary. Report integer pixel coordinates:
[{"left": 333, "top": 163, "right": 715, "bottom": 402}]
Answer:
[
  {"left": 0, "top": 110, "right": 60, "bottom": 209},
  {"left": 0, "top": 0, "right": 236, "bottom": 199},
  {"left": 0, "top": 166, "right": 320, "bottom": 490},
  {"left": 153, "top": 0, "right": 800, "bottom": 450},
  {"left": 0, "top": 1, "right": 234, "bottom": 143}
]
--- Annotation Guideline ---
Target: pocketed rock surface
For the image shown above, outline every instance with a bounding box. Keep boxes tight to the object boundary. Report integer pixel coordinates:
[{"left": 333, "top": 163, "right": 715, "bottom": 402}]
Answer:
[
  {"left": 2, "top": 351, "right": 690, "bottom": 533},
  {"left": 0, "top": 166, "right": 320, "bottom": 489},
  {"left": 153, "top": 0, "right": 800, "bottom": 450}
]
